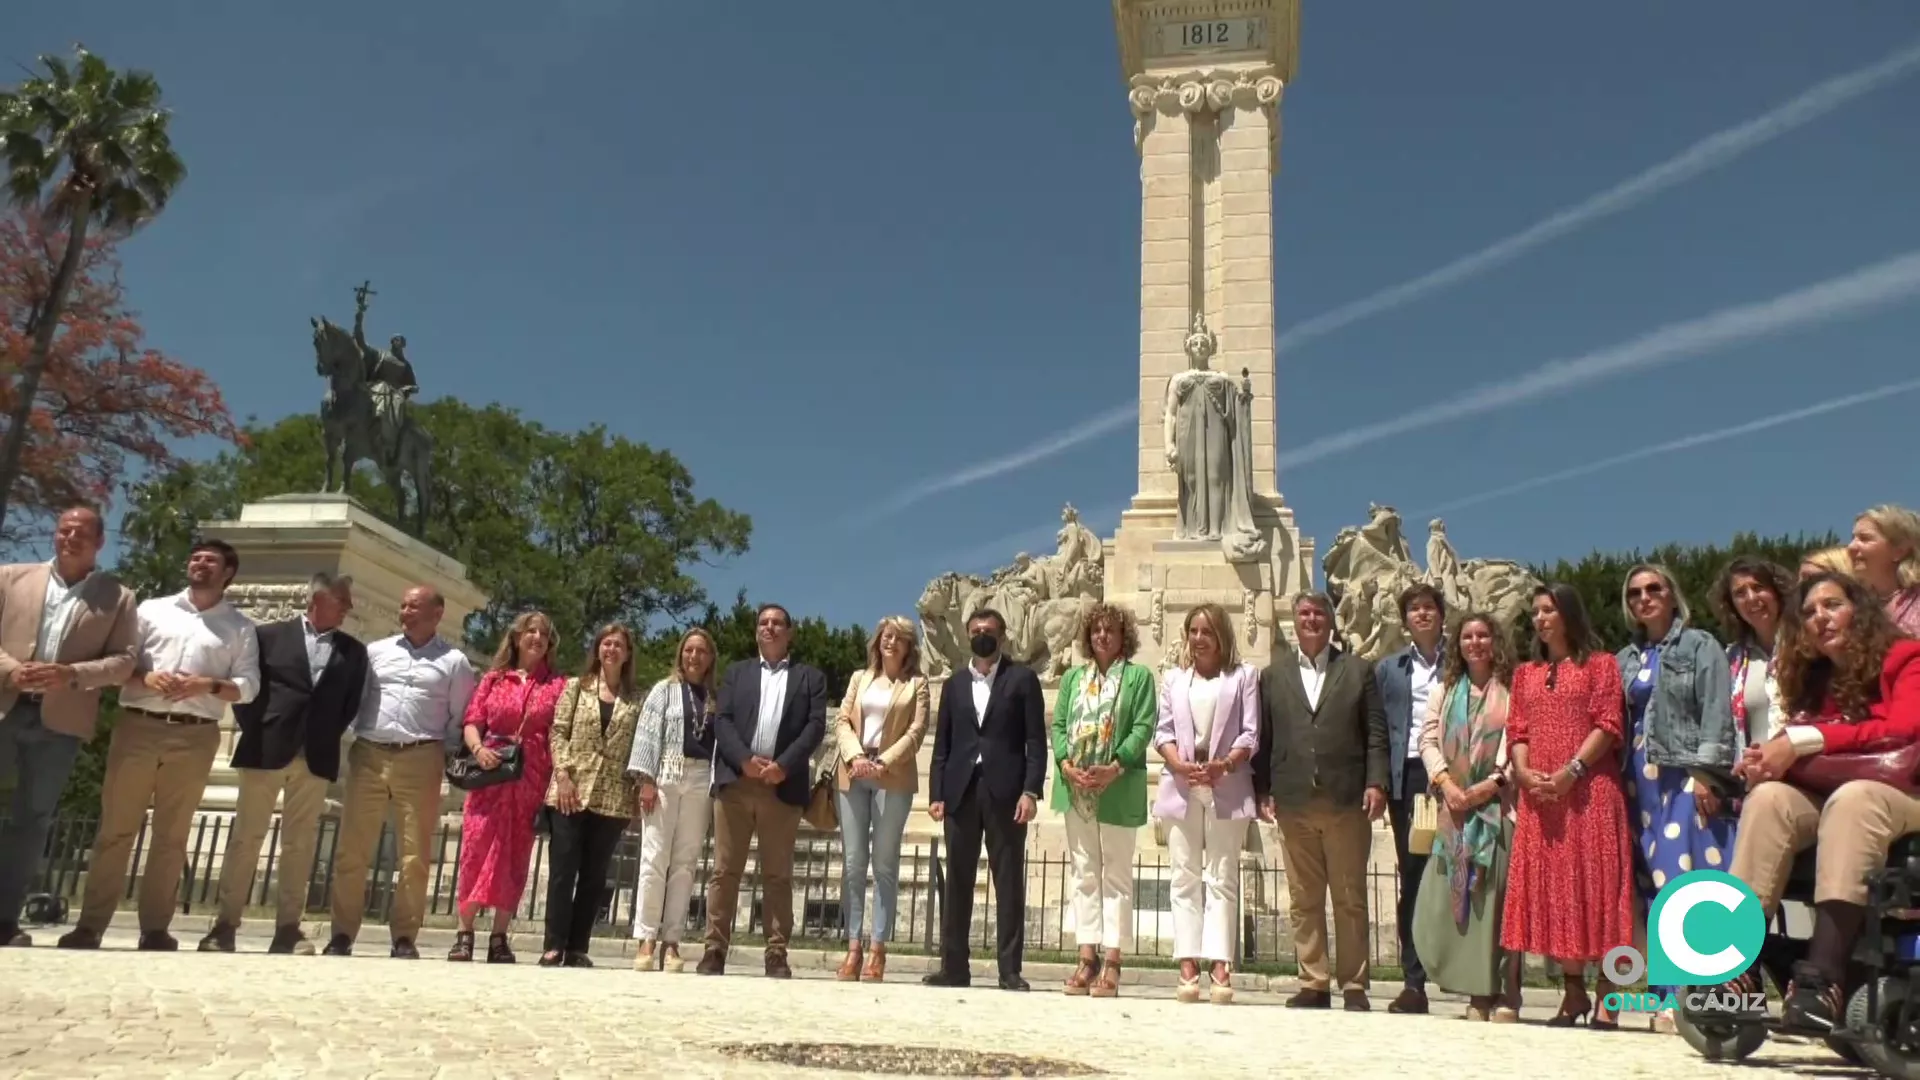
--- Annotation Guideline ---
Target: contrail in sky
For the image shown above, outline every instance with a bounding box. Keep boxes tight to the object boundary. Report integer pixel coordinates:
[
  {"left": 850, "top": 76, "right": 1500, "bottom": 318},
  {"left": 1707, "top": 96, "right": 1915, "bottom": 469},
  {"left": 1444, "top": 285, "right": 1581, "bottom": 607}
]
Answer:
[
  {"left": 1273, "top": 37, "right": 1920, "bottom": 354},
  {"left": 1411, "top": 379, "right": 1920, "bottom": 517},
  {"left": 1278, "top": 250, "right": 1920, "bottom": 470},
  {"left": 854, "top": 404, "right": 1135, "bottom": 524},
  {"left": 863, "top": 40, "right": 1920, "bottom": 515}
]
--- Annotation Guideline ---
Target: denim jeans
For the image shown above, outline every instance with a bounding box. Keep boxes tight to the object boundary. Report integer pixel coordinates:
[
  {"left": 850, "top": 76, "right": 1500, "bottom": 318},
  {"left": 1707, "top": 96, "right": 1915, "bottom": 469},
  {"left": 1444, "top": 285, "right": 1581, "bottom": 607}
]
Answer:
[
  {"left": 0, "top": 700, "right": 83, "bottom": 925},
  {"left": 837, "top": 778, "right": 914, "bottom": 943}
]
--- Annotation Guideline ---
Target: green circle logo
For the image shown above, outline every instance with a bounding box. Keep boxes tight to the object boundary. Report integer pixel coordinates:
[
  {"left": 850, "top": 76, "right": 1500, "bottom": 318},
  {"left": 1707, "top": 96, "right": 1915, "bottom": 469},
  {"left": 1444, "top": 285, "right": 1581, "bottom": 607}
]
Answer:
[{"left": 1647, "top": 869, "right": 1766, "bottom": 984}]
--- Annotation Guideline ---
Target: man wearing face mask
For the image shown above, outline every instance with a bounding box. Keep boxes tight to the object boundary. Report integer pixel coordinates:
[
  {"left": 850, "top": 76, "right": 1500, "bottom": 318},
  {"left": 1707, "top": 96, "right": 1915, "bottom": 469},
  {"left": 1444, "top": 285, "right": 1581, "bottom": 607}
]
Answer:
[{"left": 923, "top": 609, "right": 1047, "bottom": 991}]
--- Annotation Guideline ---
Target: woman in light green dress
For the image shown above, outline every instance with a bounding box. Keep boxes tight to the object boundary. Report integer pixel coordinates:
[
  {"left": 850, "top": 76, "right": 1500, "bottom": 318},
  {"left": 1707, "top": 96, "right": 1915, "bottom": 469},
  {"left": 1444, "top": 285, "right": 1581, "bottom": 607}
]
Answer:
[{"left": 1412, "top": 612, "right": 1524, "bottom": 1022}]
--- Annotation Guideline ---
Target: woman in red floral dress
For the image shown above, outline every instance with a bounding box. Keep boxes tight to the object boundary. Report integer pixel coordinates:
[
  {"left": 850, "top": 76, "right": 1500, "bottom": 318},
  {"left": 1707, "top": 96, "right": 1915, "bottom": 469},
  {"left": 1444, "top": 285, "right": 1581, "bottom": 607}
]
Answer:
[
  {"left": 449, "top": 611, "right": 569, "bottom": 963},
  {"left": 1500, "top": 584, "right": 1637, "bottom": 1027}
]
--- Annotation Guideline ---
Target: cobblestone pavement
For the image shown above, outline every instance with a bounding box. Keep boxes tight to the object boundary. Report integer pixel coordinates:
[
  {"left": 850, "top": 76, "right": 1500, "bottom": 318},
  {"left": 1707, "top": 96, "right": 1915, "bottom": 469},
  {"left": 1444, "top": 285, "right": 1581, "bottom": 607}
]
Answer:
[{"left": 0, "top": 935, "right": 1847, "bottom": 1079}]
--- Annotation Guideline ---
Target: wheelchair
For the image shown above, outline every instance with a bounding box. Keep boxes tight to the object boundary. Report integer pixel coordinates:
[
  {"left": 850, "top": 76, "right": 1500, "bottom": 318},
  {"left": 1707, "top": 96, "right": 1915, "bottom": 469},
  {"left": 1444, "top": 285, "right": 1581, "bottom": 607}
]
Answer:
[{"left": 1676, "top": 833, "right": 1920, "bottom": 1078}]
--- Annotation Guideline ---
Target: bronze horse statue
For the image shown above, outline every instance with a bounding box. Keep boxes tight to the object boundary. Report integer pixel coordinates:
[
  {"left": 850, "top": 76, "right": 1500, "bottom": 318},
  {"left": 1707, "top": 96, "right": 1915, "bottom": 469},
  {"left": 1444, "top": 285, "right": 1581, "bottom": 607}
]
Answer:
[{"left": 310, "top": 316, "right": 434, "bottom": 535}]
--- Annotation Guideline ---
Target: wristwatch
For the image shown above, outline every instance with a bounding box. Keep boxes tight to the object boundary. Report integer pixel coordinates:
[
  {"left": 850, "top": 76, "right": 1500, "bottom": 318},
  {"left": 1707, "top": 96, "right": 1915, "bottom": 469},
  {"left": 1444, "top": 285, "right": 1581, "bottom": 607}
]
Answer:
[{"left": 1566, "top": 758, "right": 1589, "bottom": 780}]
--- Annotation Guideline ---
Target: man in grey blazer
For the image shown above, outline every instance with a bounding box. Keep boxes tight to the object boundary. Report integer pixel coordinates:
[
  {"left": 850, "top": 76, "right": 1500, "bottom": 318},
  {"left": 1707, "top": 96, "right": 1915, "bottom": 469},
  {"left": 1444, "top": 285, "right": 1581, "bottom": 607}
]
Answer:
[
  {"left": 1255, "top": 591, "right": 1388, "bottom": 1012},
  {"left": 1373, "top": 582, "right": 1447, "bottom": 1014}
]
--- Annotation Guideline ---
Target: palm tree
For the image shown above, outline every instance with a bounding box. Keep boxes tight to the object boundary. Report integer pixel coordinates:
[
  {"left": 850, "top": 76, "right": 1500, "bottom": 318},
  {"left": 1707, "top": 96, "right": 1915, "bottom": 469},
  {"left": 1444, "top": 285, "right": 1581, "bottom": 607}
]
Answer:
[{"left": 0, "top": 46, "right": 185, "bottom": 534}]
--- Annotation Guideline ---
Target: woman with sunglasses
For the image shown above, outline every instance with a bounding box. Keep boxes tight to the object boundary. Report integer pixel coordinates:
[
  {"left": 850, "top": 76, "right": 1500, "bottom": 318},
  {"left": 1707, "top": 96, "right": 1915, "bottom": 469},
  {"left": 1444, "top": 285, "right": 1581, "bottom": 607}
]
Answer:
[{"left": 1615, "top": 564, "right": 1737, "bottom": 1033}]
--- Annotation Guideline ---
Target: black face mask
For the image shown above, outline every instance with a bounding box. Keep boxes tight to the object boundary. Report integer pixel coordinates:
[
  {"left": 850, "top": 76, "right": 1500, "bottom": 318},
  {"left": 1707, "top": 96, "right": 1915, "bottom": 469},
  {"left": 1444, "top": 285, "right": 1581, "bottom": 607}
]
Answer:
[{"left": 969, "top": 633, "right": 999, "bottom": 659}]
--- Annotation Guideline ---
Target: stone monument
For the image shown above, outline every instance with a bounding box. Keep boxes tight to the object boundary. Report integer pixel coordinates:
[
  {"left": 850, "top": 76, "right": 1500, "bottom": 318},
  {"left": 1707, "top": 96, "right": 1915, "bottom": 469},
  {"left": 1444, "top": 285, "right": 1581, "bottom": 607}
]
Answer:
[
  {"left": 1321, "top": 505, "right": 1540, "bottom": 660},
  {"left": 1104, "top": 0, "right": 1312, "bottom": 671},
  {"left": 191, "top": 285, "right": 488, "bottom": 812}
]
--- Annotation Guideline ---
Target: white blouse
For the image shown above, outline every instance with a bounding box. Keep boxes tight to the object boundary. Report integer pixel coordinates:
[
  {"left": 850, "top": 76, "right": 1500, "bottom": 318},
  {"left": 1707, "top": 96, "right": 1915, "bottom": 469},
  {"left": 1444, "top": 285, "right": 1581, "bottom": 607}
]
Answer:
[
  {"left": 859, "top": 678, "right": 894, "bottom": 749},
  {"left": 1187, "top": 672, "right": 1223, "bottom": 754}
]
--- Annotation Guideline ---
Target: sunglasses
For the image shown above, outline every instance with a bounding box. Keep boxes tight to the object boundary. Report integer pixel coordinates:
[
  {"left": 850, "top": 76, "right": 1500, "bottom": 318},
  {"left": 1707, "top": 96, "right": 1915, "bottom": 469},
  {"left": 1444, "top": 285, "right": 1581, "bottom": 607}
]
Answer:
[{"left": 1626, "top": 583, "right": 1668, "bottom": 601}]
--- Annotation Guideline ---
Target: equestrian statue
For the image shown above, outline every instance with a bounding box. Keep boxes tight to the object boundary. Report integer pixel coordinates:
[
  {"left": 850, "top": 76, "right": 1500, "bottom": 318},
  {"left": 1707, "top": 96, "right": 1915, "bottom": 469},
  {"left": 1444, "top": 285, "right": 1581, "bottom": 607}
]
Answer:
[{"left": 310, "top": 281, "right": 435, "bottom": 536}]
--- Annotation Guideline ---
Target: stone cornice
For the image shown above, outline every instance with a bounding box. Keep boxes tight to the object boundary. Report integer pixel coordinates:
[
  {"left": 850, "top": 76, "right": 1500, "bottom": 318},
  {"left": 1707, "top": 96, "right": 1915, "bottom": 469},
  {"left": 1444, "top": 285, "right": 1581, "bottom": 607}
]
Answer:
[{"left": 1127, "top": 65, "right": 1285, "bottom": 164}]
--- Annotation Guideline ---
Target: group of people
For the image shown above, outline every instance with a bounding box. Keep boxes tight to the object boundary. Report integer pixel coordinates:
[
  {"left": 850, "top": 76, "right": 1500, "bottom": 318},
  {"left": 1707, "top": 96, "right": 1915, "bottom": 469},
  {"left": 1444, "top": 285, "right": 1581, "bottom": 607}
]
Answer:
[{"left": 3, "top": 502, "right": 1919, "bottom": 1034}]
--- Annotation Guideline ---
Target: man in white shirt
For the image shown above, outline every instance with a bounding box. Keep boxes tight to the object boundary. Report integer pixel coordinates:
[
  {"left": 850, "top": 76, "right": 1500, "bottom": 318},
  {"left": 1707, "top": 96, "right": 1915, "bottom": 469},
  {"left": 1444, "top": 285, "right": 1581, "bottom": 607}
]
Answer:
[
  {"left": 1374, "top": 582, "right": 1448, "bottom": 1014},
  {"left": 323, "top": 585, "right": 477, "bottom": 959},
  {"left": 0, "top": 507, "right": 138, "bottom": 948},
  {"left": 1255, "top": 591, "right": 1388, "bottom": 1011},
  {"left": 61, "top": 540, "right": 260, "bottom": 952}
]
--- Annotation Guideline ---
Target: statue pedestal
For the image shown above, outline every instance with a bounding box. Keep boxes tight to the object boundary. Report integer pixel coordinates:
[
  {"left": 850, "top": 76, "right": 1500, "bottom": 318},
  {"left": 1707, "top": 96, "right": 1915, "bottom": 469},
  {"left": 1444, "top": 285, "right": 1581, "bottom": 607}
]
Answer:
[{"left": 193, "top": 494, "right": 489, "bottom": 812}]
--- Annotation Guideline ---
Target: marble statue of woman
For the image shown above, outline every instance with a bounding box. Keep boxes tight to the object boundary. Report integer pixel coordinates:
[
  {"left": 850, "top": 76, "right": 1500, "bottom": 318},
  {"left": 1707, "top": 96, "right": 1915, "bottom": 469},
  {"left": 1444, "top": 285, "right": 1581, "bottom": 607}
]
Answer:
[{"left": 1163, "top": 314, "right": 1267, "bottom": 562}]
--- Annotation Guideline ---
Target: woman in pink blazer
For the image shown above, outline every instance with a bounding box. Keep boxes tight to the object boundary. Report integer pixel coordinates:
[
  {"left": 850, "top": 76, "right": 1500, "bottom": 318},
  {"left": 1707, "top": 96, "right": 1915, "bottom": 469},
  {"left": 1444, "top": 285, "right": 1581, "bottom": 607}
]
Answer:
[{"left": 1153, "top": 602, "right": 1260, "bottom": 1004}]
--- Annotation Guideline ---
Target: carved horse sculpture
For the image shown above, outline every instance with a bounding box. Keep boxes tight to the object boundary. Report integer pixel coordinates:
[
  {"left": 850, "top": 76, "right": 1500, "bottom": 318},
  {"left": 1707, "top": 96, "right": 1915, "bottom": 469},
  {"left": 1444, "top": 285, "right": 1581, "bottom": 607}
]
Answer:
[{"left": 311, "top": 317, "right": 435, "bottom": 535}]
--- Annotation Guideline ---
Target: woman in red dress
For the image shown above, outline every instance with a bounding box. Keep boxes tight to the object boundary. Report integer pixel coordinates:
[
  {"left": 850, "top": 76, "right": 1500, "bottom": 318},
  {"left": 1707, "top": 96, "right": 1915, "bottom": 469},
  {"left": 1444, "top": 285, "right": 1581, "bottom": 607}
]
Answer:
[
  {"left": 1500, "top": 584, "right": 1637, "bottom": 1027},
  {"left": 449, "top": 611, "right": 569, "bottom": 963}
]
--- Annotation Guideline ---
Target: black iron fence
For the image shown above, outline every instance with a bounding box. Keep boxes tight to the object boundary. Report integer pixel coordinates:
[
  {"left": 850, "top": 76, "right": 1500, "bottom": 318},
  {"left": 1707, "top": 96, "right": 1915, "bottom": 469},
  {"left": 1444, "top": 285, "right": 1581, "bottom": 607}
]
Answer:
[{"left": 16, "top": 812, "right": 1408, "bottom": 967}]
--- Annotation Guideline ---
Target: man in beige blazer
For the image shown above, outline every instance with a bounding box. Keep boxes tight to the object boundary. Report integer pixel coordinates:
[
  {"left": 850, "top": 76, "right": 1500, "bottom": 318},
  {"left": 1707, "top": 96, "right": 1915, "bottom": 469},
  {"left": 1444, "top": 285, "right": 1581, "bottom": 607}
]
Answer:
[{"left": 0, "top": 507, "right": 139, "bottom": 947}]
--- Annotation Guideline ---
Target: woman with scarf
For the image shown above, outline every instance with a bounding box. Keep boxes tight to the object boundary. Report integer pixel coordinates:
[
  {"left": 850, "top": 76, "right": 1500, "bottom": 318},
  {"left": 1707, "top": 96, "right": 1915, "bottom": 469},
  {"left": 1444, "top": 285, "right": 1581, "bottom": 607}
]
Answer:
[
  {"left": 626, "top": 627, "right": 720, "bottom": 973},
  {"left": 1050, "top": 602, "right": 1156, "bottom": 997},
  {"left": 1411, "top": 612, "right": 1521, "bottom": 1022}
]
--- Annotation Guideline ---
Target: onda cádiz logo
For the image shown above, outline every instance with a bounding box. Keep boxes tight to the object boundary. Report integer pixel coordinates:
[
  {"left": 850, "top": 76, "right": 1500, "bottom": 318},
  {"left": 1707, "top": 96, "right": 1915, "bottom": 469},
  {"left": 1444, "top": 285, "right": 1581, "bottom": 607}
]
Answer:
[{"left": 1600, "top": 870, "right": 1768, "bottom": 1015}]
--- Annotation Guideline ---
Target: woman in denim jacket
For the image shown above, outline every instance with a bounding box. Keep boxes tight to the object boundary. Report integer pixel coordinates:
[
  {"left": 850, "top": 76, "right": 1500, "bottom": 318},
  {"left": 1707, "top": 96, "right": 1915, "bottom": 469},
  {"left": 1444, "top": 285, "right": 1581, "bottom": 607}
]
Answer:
[{"left": 1616, "top": 563, "right": 1736, "bottom": 1032}]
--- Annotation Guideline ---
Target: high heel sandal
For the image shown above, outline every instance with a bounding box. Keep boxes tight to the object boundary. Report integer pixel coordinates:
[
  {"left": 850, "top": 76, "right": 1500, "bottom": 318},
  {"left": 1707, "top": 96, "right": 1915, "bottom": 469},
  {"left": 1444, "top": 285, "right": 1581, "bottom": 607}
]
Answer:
[
  {"left": 1064, "top": 955, "right": 1099, "bottom": 996},
  {"left": 862, "top": 943, "right": 887, "bottom": 983},
  {"left": 1546, "top": 991, "right": 1592, "bottom": 1027},
  {"left": 486, "top": 932, "right": 515, "bottom": 964},
  {"left": 1590, "top": 980, "right": 1623, "bottom": 1031},
  {"left": 661, "top": 945, "right": 686, "bottom": 974},
  {"left": 1175, "top": 964, "right": 1203, "bottom": 1004},
  {"left": 1091, "top": 958, "right": 1121, "bottom": 999},
  {"left": 447, "top": 930, "right": 475, "bottom": 962},
  {"left": 1465, "top": 996, "right": 1492, "bottom": 1022},
  {"left": 836, "top": 943, "right": 864, "bottom": 982},
  {"left": 1209, "top": 969, "right": 1236, "bottom": 1005}
]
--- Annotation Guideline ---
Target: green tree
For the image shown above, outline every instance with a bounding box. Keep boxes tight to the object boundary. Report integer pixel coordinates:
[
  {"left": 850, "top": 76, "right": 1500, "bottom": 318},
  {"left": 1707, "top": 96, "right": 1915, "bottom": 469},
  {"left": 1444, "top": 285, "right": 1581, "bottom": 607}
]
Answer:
[
  {"left": 635, "top": 589, "right": 870, "bottom": 701},
  {"left": 0, "top": 46, "right": 186, "bottom": 535},
  {"left": 1524, "top": 531, "right": 1840, "bottom": 654},
  {"left": 114, "top": 402, "right": 751, "bottom": 667}
]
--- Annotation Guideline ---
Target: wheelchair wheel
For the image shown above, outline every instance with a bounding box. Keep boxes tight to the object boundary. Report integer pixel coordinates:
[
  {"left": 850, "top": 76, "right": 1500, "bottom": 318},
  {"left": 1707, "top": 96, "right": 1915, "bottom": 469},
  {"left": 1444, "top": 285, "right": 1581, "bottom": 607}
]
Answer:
[
  {"left": 1848, "top": 980, "right": 1920, "bottom": 1080},
  {"left": 1675, "top": 1007, "right": 1769, "bottom": 1062}
]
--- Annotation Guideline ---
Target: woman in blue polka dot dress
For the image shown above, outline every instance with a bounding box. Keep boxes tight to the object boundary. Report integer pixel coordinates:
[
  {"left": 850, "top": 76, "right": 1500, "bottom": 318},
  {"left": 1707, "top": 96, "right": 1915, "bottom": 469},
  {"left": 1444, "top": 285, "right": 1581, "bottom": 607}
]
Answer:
[{"left": 1616, "top": 564, "right": 1739, "bottom": 1033}]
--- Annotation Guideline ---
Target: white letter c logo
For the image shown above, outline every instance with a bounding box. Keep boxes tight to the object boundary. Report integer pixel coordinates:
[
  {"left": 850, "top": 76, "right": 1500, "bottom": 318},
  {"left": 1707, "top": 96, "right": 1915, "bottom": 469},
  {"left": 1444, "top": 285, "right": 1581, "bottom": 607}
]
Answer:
[{"left": 1658, "top": 879, "right": 1748, "bottom": 976}]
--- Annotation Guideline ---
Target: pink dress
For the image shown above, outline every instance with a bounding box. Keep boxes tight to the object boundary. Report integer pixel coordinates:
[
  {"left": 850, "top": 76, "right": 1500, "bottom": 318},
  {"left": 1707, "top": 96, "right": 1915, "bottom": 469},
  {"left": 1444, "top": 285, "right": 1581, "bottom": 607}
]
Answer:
[
  {"left": 1499, "top": 652, "right": 1637, "bottom": 962},
  {"left": 456, "top": 666, "right": 567, "bottom": 910}
]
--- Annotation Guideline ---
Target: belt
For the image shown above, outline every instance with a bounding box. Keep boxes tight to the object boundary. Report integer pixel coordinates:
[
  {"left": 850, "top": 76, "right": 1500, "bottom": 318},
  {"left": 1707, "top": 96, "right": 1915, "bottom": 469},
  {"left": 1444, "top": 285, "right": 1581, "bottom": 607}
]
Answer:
[
  {"left": 123, "top": 706, "right": 219, "bottom": 726},
  {"left": 362, "top": 737, "right": 441, "bottom": 751}
]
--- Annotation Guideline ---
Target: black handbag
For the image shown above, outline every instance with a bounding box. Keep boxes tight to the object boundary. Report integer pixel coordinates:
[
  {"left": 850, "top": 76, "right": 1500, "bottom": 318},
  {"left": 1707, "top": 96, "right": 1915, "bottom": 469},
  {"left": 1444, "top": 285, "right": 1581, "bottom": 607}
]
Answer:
[{"left": 445, "top": 676, "right": 536, "bottom": 792}]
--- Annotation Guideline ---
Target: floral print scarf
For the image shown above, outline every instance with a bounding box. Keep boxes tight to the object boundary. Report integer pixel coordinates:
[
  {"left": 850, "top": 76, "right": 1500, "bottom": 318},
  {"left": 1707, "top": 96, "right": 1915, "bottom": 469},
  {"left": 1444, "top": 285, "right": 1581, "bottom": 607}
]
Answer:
[
  {"left": 1065, "top": 661, "right": 1125, "bottom": 817},
  {"left": 1431, "top": 678, "right": 1508, "bottom": 930}
]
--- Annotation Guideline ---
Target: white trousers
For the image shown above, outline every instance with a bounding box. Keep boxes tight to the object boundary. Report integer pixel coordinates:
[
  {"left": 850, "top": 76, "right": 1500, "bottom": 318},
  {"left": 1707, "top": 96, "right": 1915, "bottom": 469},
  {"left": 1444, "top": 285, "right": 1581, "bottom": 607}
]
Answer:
[
  {"left": 631, "top": 762, "right": 713, "bottom": 943},
  {"left": 1064, "top": 810, "right": 1136, "bottom": 951},
  {"left": 1166, "top": 789, "right": 1247, "bottom": 964}
]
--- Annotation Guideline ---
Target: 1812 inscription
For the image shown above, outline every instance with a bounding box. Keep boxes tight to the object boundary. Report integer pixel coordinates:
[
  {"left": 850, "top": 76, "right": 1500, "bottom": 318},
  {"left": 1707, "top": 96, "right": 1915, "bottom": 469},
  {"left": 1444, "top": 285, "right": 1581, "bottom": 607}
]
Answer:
[{"left": 1148, "top": 16, "right": 1263, "bottom": 58}]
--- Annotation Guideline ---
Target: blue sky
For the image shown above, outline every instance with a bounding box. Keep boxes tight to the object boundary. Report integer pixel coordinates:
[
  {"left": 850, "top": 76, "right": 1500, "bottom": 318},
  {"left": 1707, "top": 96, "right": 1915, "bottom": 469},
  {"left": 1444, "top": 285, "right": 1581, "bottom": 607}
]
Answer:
[{"left": 10, "top": 0, "right": 1920, "bottom": 630}]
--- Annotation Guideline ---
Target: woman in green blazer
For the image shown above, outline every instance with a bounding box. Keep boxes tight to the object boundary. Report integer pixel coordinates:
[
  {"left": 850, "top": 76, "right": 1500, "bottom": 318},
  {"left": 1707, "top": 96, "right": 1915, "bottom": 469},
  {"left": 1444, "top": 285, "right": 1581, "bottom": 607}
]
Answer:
[{"left": 1051, "top": 601, "right": 1157, "bottom": 999}]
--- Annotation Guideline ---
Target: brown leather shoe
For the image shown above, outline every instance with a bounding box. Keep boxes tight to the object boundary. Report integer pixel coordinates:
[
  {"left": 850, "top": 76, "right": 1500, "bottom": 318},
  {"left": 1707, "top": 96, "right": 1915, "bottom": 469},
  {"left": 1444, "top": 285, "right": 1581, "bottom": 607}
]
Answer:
[
  {"left": 862, "top": 943, "right": 887, "bottom": 982},
  {"left": 1285, "top": 987, "right": 1332, "bottom": 1009},
  {"left": 836, "top": 943, "right": 863, "bottom": 982},
  {"left": 136, "top": 930, "right": 178, "bottom": 952},
  {"left": 765, "top": 952, "right": 793, "bottom": 979},
  {"left": 695, "top": 947, "right": 726, "bottom": 976},
  {"left": 1343, "top": 989, "right": 1372, "bottom": 1012},
  {"left": 1388, "top": 986, "right": 1429, "bottom": 1014}
]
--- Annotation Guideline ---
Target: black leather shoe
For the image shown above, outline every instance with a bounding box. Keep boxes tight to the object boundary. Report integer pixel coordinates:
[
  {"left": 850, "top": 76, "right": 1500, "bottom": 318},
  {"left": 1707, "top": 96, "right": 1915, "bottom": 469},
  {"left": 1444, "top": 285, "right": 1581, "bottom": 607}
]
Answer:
[
  {"left": 389, "top": 938, "right": 419, "bottom": 960},
  {"left": 0, "top": 922, "right": 31, "bottom": 947},
  {"left": 197, "top": 924, "right": 237, "bottom": 953},
  {"left": 267, "top": 925, "right": 314, "bottom": 955},
  {"left": 56, "top": 926, "right": 101, "bottom": 950},
  {"left": 136, "top": 930, "right": 178, "bottom": 952},
  {"left": 564, "top": 952, "right": 594, "bottom": 969},
  {"left": 922, "top": 968, "right": 970, "bottom": 988},
  {"left": 322, "top": 933, "right": 353, "bottom": 957},
  {"left": 1388, "top": 986, "right": 1428, "bottom": 1014},
  {"left": 998, "top": 975, "right": 1031, "bottom": 992},
  {"left": 538, "top": 949, "right": 566, "bottom": 968}
]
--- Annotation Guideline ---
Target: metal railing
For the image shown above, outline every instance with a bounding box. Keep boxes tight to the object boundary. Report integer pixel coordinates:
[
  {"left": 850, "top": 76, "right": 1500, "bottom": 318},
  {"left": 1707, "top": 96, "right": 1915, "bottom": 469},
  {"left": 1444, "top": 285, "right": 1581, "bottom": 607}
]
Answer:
[{"left": 15, "top": 812, "right": 1408, "bottom": 967}]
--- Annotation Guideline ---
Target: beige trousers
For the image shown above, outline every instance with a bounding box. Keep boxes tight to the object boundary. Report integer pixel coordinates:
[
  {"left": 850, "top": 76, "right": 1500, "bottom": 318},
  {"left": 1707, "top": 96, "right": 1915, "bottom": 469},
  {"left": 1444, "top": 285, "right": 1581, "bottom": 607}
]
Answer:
[
  {"left": 1276, "top": 797, "right": 1374, "bottom": 992},
  {"left": 213, "top": 755, "right": 331, "bottom": 928},
  {"left": 327, "top": 740, "right": 446, "bottom": 943},
  {"left": 706, "top": 781, "right": 802, "bottom": 955},
  {"left": 1731, "top": 779, "right": 1920, "bottom": 908},
  {"left": 78, "top": 712, "right": 222, "bottom": 933}
]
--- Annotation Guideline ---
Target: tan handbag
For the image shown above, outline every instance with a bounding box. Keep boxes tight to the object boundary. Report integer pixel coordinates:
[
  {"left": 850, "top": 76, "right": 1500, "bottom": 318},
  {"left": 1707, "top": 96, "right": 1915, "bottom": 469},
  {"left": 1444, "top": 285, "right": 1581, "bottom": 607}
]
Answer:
[
  {"left": 1408, "top": 793, "right": 1439, "bottom": 855},
  {"left": 803, "top": 768, "right": 839, "bottom": 831}
]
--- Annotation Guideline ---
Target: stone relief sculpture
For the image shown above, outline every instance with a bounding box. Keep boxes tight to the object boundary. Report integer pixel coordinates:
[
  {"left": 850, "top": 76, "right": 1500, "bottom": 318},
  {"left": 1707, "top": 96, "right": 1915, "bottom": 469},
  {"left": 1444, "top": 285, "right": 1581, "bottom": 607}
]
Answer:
[
  {"left": 310, "top": 280, "right": 436, "bottom": 536},
  {"left": 1321, "top": 506, "right": 1539, "bottom": 660},
  {"left": 916, "top": 503, "right": 1104, "bottom": 685},
  {"left": 1163, "top": 315, "right": 1267, "bottom": 563}
]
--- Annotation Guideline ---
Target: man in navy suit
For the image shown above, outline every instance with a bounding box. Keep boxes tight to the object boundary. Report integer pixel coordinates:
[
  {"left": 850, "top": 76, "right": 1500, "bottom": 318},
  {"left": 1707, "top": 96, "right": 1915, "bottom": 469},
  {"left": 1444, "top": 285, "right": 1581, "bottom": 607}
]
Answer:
[
  {"left": 1374, "top": 582, "right": 1448, "bottom": 1014},
  {"left": 699, "top": 602, "right": 827, "bottom": 979},
  {"left": 923, "top": 608, "right": 1047, "bottom": 991}
]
